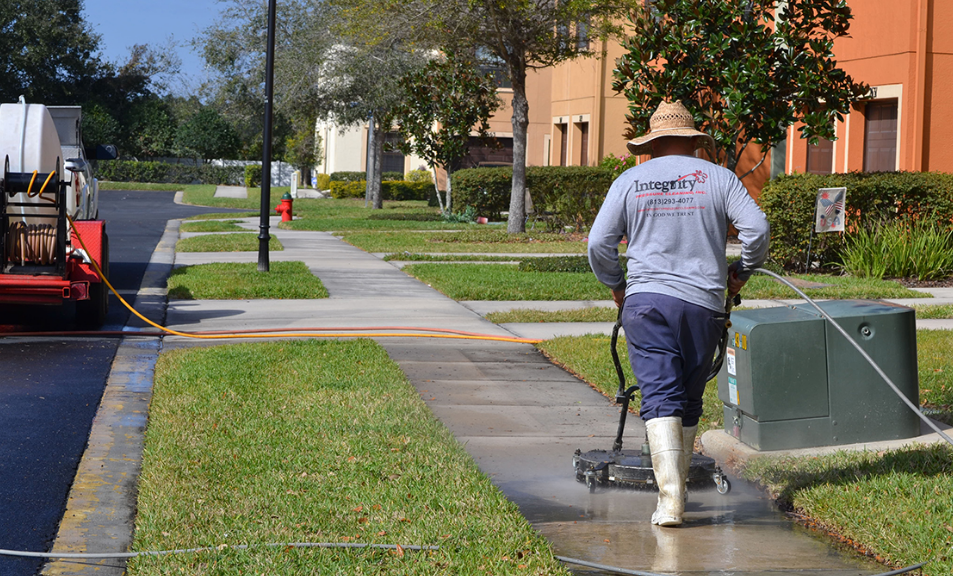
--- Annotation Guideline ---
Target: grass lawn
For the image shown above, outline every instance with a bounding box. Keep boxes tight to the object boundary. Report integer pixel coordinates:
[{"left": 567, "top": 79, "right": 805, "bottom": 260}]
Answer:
[
  {"left": 177, "top": 233, "right": 283, "bottom": 253},
  {"left": 915, "top": 304, "right": 953, "bottom": 319},
  {"left": 742, "top": 445, "right": 953, "bottom": 576},
  {"left": 917, "top": 330, "right": 953, "bottom": 422},
  {"left": 180, "top": 220, "right": 247, "bottom": 233},
  {"left": 168, "top": 262, "right": 328, "bottom": 300},
  {"left": 486, "top": 307, "right": 618, "bottom": 324},
  {"left": 342, "top": 230, "right": 588, "bottom": 254},
  {"left": 383, "top": 254, "right": 525, "bottom": 262},
  {"left": 283, "top": 199, "right": 471, "bottom": 232},
  {"left": 185, "top": 212, "right": 259, "bottom": 220},
  {"left": 180, "top": 184, "right": 289, "bottom": 211},
  {"left": 99, "top": 182, "right": 214, "bottom": 193},
  {"left": 128, "top": 340, "right": 567, "bottom": 575},
  {"left": 742, "top": 273, "right": 922, "bottom": 299},
  {"left": 405, "top": 263, "right": 927, "bottom": 303},
  {"left": 404, "top": 264, "right": 608, "bottom": 300}
]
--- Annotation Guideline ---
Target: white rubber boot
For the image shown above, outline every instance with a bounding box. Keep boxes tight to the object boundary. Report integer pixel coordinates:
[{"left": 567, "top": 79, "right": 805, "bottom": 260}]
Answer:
[
  {"left": 646, "top": 416, "right": 685, "bottom": 526},
  {"left": 679, "top": 424, "right": 698, "bottom": 501}
]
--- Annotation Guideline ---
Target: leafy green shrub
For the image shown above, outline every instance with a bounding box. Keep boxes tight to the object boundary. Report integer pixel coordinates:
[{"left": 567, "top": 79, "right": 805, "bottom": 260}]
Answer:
[
  {"left": 527, "top": 166, "right": 614, "bottom": 231},
  {"left": 328, "top": 180, "right": 436, "bottom": 201},
  {"left": 94, "top": 160, "right": 243, "bottom": 185},
  {"left": 839, "top": 218, "right": 953, "bottom": 280},
  {"left": 760, "top": 171, "right": 953, "bottom": 270},
  {"left": 329, "top": 171, "right": 366, "bottom": 182},
  {"left": 329, "top": 181, "right": 365, "bottom": 198},
  {"left": 453, "top": 166, "right": 614, "bottom": 230},
  {"left": 314, "top": 173, "right": 331, "bottom": 190},
  {"left": 407, "top": 169, "right": 433, "bottom": 183},
  {"left": 382, "top": 171, "right": 403, "bottom": 181},
  {"left": 244, "top": 164, "right": 262, "bottom": 188},
  {"left": 452, "top": 167, "right": 512, "bottom": 220},
  {"left": 441, "top": 206, "right": 476, "bottom": 224}
]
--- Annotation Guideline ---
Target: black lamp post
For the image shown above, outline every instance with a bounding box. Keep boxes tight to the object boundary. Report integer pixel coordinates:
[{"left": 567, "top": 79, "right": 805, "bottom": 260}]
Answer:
[{"left": 258, "top": 0, "right": 278, "bottom": 272}]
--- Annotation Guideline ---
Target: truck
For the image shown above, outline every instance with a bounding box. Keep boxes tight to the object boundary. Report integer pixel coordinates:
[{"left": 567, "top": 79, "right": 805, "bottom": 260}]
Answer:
[{"left": 0, "top": 99, "right": 109, "bottom": 327}]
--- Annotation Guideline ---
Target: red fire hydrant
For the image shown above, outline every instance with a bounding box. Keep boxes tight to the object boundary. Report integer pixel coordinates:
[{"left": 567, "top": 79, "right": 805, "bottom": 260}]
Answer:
[{"left": 275, "top": 192, "right": 293, "bottom": 222}]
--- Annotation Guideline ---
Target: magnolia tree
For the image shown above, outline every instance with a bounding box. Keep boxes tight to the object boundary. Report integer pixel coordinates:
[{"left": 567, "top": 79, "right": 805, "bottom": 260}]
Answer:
[
  {"left": 390, "top": 51, "right": 501, "bottom": 214},
  {"left": 612, "top": 0, "right": 869, "bottom": 178}
]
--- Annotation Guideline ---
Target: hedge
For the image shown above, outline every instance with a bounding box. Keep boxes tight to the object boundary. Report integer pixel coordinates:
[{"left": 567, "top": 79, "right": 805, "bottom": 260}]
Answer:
[
  {"left": 760, "top": 171, "right": 953, "bottom": 270},
  {"left": 94, "top": 160, "right": 244, "bottom": 185},
  {"left": 244, "top": 164, "right": 262, "bottom": 187},
  {"left": 328, "top": 180, "right": 436, "bottom": 201},
  {"left": 452, "top": 166, "right": 615, "bottom": 230},
  {"left": 329, "top": 171, "right": 366, "bottom": 182},
  {"left": 518, "top": 254, "right": 626, "bottom": 273}
]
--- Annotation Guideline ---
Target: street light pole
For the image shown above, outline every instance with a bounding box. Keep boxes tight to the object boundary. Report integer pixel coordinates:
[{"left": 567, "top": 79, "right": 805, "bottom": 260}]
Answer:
[{"left": 258, "top": 0, "right": 278, "bottom": 272}]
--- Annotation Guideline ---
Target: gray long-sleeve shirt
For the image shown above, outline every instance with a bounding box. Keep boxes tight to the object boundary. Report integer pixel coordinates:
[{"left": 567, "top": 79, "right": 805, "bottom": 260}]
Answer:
[{"left": 588, "top": 155, "right": 770, "bottom": 312}]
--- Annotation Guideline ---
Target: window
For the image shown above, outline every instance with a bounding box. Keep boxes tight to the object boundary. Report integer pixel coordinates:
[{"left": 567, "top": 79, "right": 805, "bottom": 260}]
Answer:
[
  {"left": 806, "top": 137, "right": 833, "bottom": 174},
  {"left": 863, "top": 101, "right": 898, "bottom": 172},
  {"left": 460, "top": 136, "right": 513, "bottom": 169},
  {"left": 476, "top": 48, "right": 511, "bottom": 89},
  {"left": 382, "top": 132, "right": 405, "bottom": 175},
  {"left": 575, "top": 19, "right": 590, "bottom": 51}
]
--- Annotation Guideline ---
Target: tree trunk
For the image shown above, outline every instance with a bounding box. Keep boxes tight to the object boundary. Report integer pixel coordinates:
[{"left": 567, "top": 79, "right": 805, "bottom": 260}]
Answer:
[
  {"left": 507, "top": 65, "right": 529, "bottom": 234},
  {"left": 431, "top": 165, "right": 446, "bottom": 213},
  {"left": 446, "top": 167, "right": 452, "bottom": 213},
  {"left": 370, "top": 123, "right": 384, "bottom": 209}
]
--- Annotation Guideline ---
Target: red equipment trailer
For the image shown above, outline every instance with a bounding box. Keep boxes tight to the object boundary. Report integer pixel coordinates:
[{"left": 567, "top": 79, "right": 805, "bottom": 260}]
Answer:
[{"left": 0, "top": 100, "right": 108, "bottom": 327}]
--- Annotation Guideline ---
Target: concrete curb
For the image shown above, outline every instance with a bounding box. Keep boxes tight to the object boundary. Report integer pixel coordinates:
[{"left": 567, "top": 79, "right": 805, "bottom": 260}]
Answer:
[
  {"left": 701, "top": 417, "right": 953, "bottom": 474},
  {"left": 41, "top": 219, "right": 179, "bottom": 575}
]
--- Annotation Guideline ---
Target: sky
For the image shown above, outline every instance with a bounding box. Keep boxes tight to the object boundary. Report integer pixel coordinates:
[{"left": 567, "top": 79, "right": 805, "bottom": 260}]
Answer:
[{"left": 81, "top": 0, "right": 222, "bottom": 94}]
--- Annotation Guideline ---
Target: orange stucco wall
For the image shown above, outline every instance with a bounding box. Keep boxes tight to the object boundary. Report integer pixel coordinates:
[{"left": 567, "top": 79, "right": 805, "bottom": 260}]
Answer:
[{"left": 789, "top": 0, "right": 951, "bottom": 175}]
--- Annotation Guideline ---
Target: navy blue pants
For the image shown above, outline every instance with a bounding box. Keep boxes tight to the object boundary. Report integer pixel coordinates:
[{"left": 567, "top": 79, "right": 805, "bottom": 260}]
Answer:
[{"left": 622, "top": 293, "right": 725, "bottom": 427}]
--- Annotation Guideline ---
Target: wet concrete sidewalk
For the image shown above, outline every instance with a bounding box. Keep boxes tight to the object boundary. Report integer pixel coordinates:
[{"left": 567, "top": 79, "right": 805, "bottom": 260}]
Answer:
[{"left": 49, "top": 217, "right": 896, "bottom": 575}]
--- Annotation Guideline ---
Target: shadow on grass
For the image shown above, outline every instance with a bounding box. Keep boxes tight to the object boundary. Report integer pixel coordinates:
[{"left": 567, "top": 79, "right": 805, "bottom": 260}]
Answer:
[{"left": 748, "top": 443, "right": 953, "bottom": 506}]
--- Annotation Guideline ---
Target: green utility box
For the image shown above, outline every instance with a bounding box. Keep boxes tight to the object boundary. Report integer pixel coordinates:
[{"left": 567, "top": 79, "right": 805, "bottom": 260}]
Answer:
[{"left": 717, "top": 300, "right": 919, "bottom": 451}]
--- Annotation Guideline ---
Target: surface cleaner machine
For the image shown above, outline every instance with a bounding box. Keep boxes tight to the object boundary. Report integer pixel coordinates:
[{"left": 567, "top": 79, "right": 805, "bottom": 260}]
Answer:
[
  {"left": 573, "top": 297, "right": 737, "bottom": 494},
  {"left": 0, "top": 99, "right": 108, "bottom": 327}
]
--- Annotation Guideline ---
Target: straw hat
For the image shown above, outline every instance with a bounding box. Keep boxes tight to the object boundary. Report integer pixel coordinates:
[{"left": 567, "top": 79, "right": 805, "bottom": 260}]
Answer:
[{"left": 626, "top": 101, "right": 715, "bottom": 156}]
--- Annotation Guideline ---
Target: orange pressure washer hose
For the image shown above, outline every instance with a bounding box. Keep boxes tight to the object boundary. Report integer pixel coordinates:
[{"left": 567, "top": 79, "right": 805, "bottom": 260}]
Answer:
[{"left": 62, "top": 209, "right": 542, "bottom": 344}]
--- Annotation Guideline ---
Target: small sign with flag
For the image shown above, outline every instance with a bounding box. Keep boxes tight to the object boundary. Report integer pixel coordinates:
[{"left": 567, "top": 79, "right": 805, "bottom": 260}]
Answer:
[{"left": 815, "top": 187, "right": 846, "bottom": 233}]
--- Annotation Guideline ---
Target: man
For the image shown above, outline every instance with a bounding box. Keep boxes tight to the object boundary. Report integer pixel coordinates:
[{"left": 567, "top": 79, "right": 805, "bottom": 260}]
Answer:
[{"left": 588, "top": 101, "right": 770, "bottom": 527}]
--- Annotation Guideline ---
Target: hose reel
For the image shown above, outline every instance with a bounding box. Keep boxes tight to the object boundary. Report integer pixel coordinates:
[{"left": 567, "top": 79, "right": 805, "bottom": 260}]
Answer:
[{"left": 1, "top": 155, "right": 67, "bottom": 271}]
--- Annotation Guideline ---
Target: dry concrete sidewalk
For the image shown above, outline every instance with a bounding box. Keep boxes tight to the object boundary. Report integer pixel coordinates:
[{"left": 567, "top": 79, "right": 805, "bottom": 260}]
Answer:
[{"left": 47, "top": 218, "right": 904, "bottom": 575}]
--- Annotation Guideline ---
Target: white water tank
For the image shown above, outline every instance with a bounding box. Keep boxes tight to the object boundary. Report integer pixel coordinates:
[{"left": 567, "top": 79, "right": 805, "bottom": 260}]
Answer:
[{"left": 0, "top": 101, "right": 63, "bottom": 225}]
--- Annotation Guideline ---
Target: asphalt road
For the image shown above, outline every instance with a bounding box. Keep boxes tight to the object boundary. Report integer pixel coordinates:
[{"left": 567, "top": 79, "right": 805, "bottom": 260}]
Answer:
[{"left": 0, "top": 190, "right": 241, "bottom": 575}]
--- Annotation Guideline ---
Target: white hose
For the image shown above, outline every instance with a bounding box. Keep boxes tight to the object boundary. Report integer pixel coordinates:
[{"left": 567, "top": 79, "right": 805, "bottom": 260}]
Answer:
[{"left": 755, "top": 268, "right": 953, "bottom": 448}]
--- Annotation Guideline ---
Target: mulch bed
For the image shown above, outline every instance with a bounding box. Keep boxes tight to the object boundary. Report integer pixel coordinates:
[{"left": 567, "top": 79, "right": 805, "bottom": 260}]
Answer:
[{"left": 895, "top": 277, "right": 953, "bottom": 288}]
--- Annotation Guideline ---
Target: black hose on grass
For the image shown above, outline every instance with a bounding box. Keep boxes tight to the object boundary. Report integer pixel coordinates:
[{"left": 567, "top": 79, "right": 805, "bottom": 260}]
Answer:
[{"left": 0, "top": 542, "right": 438, "bottom": 559}]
